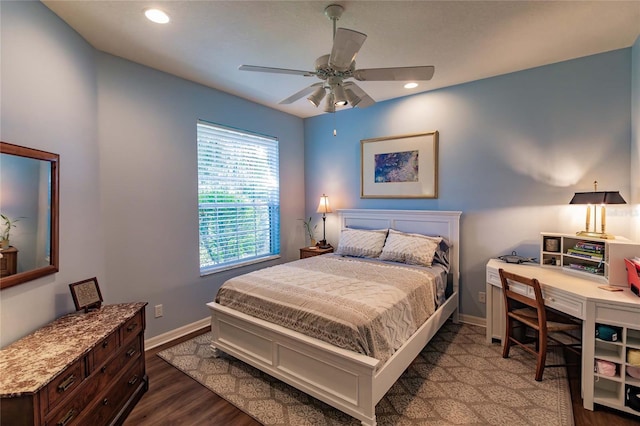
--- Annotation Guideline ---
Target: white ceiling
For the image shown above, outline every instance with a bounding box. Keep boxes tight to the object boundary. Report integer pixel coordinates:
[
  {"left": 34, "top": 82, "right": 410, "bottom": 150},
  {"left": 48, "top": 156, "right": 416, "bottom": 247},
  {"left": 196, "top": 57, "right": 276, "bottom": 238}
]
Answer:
[{"left": 42, "top": 1, "right": 640, "bottom": 119}]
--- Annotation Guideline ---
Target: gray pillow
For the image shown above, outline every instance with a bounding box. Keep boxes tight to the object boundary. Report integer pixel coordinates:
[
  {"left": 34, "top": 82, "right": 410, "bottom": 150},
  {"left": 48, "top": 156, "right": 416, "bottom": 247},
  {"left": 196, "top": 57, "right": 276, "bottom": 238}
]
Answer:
[
  {"left": 335, "top": 228, "right": 388, "bottom": 258},
  {"left": 379, "top": 229, "right": 442, "bottom": 267}
]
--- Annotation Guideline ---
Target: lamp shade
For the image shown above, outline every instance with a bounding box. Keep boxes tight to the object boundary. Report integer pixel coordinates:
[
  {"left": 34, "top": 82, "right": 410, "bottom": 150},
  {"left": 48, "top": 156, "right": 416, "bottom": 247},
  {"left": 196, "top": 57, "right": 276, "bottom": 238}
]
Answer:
[
  {"left": 570, "top": 183, "right": 626, "bottom": 239},
  {"left": 316, "top": 194, "right": 332, "bottom": 214},
  {"left": 569, "top": 191, "right": 626, "bottom": 205}
]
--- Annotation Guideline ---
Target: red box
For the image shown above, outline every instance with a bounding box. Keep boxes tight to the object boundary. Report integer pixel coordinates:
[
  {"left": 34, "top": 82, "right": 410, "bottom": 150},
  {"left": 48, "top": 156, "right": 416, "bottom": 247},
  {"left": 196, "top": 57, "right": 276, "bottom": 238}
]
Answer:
[{"left": 624, "top": 258, "right": 640, "bottom": 297}]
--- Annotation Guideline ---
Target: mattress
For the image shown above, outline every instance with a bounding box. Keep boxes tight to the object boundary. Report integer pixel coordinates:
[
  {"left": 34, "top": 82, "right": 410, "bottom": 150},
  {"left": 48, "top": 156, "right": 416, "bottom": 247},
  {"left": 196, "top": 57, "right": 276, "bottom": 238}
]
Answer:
[{"left": 215, "top": 255, "right": 444, "bottom": 363}]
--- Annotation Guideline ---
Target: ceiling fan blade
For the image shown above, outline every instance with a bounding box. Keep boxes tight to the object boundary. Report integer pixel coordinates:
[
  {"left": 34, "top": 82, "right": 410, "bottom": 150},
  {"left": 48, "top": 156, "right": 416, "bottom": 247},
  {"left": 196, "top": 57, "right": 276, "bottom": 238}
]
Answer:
[
  {"left": 329, "top": 28, "right": 367, "bottom": 72},
  {"left": 239, "top": 65, "right": 316, "bottom": 77},
  {"left": 279, "top": 82, "right": 324, "bottom": 105},
  {"left": 353, "top": 66, "right": 435, "bottom": 81},
  {"left": 343, "top": 82, "right": 375, "bottom": 108}
]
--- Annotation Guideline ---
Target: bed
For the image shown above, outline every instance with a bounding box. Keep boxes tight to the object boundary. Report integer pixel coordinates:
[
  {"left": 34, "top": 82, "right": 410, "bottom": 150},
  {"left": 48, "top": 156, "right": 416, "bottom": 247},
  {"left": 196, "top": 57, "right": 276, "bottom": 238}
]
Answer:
[{"left": 206, "top": 209, "right": 461, "bottom": 426}]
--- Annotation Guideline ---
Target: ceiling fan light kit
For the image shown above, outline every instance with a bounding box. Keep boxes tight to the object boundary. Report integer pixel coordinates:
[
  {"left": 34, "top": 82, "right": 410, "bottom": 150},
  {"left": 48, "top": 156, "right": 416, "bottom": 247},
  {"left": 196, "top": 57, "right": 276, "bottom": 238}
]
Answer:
[
  {"left": 239, "top": 3, "right": 435, "bottom": 114},
  {"left": 345, "top": 88, "right": 361, "bottom": 107},
  {"left": 308, "top": 86, "right": 327, "bottom": 107},
  {"left": 332, "top": 83, "right": 348, "bottom": 106},
  {"left": 324, "top": 92, "right": 336, "bottom": 113}
]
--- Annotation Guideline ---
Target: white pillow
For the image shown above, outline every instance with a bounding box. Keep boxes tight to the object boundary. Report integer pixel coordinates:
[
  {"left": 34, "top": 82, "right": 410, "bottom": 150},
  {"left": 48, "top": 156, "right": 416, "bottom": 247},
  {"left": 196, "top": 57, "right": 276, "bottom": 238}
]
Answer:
[
  {"left": 379, "top": 229, "right": 442, "bottom": 266},
  {"left": 335, "top": 229, "right": 388, "bottom": 258}
]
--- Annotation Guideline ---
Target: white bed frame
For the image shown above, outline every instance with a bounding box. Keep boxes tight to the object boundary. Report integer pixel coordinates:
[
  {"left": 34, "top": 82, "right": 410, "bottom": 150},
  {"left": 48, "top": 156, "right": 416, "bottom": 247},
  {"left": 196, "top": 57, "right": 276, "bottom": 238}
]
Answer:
[{"left": 206, "top": 209, "right": 461, "bottom": 426}]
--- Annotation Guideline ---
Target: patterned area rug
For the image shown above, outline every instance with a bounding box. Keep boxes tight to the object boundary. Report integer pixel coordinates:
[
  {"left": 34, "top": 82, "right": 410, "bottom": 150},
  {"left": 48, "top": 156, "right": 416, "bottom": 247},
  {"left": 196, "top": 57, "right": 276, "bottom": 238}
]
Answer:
[{"left": 158, "top": 322, "right": 574, "bottom": 425}]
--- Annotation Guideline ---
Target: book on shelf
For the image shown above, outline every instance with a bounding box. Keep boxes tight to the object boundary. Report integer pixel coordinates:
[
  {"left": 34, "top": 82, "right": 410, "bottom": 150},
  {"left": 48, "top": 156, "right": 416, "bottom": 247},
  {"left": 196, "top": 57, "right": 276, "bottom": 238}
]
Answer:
[
  {"left": 568, "top": 263, "right": 603, "bottom": 274},
  {"left": 574, "top": 241, "right": 604, "bottom": 253},
  {"left": 567, "top": 248, "right": 603, "bottom": 260}
]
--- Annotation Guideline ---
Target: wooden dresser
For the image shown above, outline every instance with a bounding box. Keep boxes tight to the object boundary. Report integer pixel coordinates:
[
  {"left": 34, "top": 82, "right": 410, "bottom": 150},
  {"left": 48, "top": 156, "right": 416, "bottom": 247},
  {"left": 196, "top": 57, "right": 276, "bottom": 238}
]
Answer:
[{"left": 0, "top": 303, "right": 148, "bottom": 426}]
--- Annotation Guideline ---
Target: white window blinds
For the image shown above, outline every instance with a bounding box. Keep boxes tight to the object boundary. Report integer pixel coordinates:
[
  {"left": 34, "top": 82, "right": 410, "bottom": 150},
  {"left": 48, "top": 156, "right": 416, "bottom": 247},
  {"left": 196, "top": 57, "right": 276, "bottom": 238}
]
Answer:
[{"left": 197, "top": 121, "right": 280, "bottom": 274}]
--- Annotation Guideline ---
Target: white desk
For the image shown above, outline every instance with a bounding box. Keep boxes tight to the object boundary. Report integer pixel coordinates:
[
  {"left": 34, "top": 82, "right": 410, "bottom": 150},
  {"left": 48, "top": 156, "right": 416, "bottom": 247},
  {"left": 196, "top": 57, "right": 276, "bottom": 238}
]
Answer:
[{"left": 486, "top": 258, "right": 640, "bottom": 416}]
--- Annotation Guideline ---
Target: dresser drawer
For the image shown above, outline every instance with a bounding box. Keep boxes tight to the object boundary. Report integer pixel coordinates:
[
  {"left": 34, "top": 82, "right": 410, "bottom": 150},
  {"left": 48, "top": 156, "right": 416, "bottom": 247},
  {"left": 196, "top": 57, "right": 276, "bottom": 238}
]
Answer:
[
  {"left": 121, "top": 311, "right": 143, "bottom": 344},
  {"left": 75, "top": 359, "right": 145, "bottom": 426},
  {"left": 45, "top": 358, "right": 84, "bottom": 414},
  {"left": 121, "top": 335, "right": 142, "bottom": 366},
  {"left": 90, "top": 330, "right": 118, "bottom": 372},
  {"left": 44, "top": 335, "right": 142, "bottom": 426}
]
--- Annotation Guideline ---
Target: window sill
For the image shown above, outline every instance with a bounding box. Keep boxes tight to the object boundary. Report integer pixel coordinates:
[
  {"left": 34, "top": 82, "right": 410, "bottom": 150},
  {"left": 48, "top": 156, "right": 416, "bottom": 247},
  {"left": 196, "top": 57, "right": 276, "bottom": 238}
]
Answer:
[{"left": 200, "top": 254, "right": 281, "bottom": 276}]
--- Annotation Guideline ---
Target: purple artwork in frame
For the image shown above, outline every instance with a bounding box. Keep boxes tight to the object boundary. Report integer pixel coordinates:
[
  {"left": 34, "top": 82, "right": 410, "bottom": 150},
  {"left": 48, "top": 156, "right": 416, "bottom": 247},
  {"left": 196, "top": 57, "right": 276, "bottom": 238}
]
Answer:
[{"left": 374, "top": 150, "right": 419, "bottom": 183}]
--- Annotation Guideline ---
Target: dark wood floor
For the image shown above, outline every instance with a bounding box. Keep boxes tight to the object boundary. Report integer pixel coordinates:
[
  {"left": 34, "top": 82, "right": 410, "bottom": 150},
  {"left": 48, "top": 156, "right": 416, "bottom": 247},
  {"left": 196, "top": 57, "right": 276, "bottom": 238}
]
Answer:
[
  {"left": 123, "top": 328, "right": 259, "bottom": 426},
  {"left": 125, "top": 328, "right": 640, "bottom": 426}
]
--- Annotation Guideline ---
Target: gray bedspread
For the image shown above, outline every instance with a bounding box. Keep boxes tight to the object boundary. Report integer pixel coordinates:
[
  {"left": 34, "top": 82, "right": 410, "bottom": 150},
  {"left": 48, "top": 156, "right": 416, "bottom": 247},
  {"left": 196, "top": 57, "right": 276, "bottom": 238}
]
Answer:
[{"left": 215, "top": 255, "right": 437, "bottom": 363}]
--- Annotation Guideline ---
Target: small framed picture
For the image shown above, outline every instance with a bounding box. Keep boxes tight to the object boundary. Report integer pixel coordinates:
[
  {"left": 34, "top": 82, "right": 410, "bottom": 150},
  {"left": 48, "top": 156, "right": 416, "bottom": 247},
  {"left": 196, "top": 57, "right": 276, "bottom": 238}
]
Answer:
[{"left": 69, "top": 277, "right": 103, "bottom": 312}]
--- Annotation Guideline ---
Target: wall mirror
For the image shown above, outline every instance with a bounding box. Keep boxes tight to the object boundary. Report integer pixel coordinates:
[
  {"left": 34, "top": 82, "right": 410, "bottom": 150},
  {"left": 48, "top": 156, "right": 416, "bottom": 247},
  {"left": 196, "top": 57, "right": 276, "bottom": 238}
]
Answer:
[{"left": 0, "top": 141, "right": 59, "bottom": 289}]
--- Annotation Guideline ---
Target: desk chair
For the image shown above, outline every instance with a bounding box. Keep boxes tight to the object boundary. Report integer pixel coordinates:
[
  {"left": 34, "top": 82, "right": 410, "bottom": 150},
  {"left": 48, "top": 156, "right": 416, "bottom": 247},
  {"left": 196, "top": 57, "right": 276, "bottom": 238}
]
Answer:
[{"left": 499, "top": 268, "right": 581, "bottom": 381}]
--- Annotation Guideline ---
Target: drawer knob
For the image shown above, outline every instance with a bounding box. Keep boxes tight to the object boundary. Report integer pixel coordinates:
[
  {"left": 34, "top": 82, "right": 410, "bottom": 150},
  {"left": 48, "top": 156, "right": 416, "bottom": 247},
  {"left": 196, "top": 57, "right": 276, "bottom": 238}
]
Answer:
[
  {"left": 57, "top": 374, "right": 76, "bottom": 392},
  {"left": 103, "top": 398, "right": 109, "bottom": 406},
  {"left": 56, "top": 409, "right": 76, "bottom": 426},
  {"left": 102, "top": 340, "right": 109, "bottom": 348},
  {"left": 101, "top": 366, "right": 107, "bottom": 373},
  {"left": 126, "top": 323, "right": 138, "bottom": 332},
  {"left": 128, "top": 375, "right": 138, "bottom": 386},
  {"left": 126, "top": 348, "right": 137, "bottom": 357}
]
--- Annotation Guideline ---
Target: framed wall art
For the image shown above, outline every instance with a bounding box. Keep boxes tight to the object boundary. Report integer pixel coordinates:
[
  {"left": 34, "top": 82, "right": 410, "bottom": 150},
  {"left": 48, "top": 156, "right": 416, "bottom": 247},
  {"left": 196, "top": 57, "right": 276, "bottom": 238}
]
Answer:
[
  {"left": 361, "top": 131, "right": 438, "bottom": 199},
  {"left": 69, "top": 277, "right": 103, "bottom": 312}
]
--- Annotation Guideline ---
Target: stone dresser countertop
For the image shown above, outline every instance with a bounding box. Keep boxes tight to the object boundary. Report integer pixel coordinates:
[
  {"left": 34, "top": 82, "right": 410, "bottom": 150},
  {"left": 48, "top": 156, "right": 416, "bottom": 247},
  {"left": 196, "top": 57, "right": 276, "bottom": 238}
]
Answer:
[{"left": 0, "top": 302, "right": 146, "bottom": 397}]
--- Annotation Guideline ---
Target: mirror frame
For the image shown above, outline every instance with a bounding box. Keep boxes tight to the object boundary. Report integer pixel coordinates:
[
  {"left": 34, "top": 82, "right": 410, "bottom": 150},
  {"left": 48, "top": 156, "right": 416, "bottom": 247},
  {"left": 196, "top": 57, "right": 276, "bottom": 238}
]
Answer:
[{"left": 0, "top": 141, "right": 59, "bottom": 290}]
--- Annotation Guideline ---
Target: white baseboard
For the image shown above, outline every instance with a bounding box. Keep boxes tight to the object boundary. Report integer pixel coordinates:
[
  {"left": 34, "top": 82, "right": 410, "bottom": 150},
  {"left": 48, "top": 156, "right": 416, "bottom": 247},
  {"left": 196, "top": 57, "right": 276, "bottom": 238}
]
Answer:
[
  {"left": 459, "top": 314, "right": 486, "bottom": 327},
  {"left": 145, "top": 317, "right": 211, "bottom": 351}
]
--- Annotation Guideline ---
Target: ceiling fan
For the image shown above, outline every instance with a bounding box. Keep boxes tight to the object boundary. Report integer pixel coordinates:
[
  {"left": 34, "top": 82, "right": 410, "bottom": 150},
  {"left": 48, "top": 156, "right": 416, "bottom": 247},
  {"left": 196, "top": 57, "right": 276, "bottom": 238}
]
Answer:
[{"left": 239, "top": 4, "right": 435, "bottom": 113}]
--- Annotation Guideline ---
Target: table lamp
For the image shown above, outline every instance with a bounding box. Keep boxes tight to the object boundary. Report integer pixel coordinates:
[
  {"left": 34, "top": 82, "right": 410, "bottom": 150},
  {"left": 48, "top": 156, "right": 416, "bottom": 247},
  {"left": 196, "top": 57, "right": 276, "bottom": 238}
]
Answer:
[
  {"left": 316, "top": 194, "right": 332, "bottom": 248},
  {"left": 569, "top": 181, "right": 626, "bottom": 239}
]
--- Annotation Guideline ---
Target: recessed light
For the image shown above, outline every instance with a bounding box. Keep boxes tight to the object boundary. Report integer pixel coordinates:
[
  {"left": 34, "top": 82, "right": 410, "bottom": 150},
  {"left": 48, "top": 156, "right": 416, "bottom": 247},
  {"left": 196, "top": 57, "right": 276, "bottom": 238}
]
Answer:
[
  {"left": 404, "top": 82, "right": 418, "bottom": 89},
  {"left": 145, "top": 9, "right": 170, "bottom": 24}
]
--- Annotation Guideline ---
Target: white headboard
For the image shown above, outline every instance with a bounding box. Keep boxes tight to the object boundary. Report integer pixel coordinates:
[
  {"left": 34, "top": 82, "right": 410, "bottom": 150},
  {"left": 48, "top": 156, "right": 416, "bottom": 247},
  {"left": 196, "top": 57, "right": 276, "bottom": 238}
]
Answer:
[{"left": 337, "top": 209, "right": 462, "bottom": 296}]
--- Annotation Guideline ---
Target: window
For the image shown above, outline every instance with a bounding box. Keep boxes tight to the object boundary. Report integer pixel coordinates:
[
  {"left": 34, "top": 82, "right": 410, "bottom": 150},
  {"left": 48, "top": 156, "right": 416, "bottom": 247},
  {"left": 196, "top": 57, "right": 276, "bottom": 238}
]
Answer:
[{"left": 197, "top": 121, "right": 280, "bottom": 274}]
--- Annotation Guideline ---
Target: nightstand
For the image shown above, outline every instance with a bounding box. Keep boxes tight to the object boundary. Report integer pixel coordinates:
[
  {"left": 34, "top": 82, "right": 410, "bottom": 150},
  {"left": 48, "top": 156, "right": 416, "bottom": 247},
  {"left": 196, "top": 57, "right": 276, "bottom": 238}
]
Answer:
[
  {"left": 300, "top": 246, "right": 334, "bottom": 259},
  {"left": 0, "top": 247, "right": 18, "bottom": 277}
]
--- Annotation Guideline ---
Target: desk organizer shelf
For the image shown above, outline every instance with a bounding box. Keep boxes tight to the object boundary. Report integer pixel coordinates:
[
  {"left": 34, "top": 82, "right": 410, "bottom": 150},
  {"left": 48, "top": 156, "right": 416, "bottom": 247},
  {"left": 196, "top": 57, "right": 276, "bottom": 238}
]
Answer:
[
  {"left": 540, "top": 233, "right": 640, "bottom": 286},
  {"left": 593, "top": 322, "right": 640, "bottom": 414}
]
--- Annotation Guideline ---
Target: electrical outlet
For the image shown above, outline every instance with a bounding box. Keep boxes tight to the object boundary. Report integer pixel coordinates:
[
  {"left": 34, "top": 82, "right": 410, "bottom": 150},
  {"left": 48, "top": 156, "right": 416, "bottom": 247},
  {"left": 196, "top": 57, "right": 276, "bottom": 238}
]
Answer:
[
  {"left": 478, "top": 292, "right": 486, "bottom": 304},
  {"left": 154, "top": 304, "right": 163, "bottom": 318}
]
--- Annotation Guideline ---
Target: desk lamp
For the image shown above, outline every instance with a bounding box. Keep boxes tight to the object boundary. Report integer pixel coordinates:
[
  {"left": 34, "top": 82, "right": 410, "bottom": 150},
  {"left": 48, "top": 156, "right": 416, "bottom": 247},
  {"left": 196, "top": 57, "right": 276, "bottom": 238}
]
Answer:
[
  {"left": 569, "top": 181, "right": 626, "bottom": 239},
  {"left": 316, "top": 194, "right": 332, "bottom": 248}
]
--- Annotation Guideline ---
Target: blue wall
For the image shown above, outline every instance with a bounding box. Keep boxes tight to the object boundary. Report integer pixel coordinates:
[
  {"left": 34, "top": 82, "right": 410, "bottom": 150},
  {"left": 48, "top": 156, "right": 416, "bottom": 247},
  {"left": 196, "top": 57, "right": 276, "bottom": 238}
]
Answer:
[
  {"left": 1, "top": 1, "right": 305, "bottom": 346},
  {"left": 96, "top": 53, "right": 305, "bottom": 340},
  {"left": 1, "top": 1, "right": 637, "bottom": 344},
  {"left": 304, "top": 49, "right": 634, "bottom": 320},
  {"left": 1, "top": 0, "right": 104, "bottom": 346}
]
